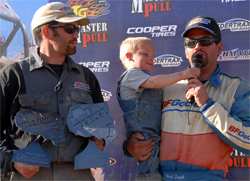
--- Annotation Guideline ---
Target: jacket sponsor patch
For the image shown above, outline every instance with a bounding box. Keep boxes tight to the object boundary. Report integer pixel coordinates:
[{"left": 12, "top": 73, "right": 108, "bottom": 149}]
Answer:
[
  {"left": 228, "top": 125, "right": 250, "bottom": 143},
  {"left": 74, "top": 82, "right": 90, "bottom": 91}
]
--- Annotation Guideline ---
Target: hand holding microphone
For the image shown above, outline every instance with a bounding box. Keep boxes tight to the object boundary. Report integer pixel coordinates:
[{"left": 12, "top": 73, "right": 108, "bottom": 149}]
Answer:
[{"left": 188, "top": 54, "right": 203, "bottom": 104}]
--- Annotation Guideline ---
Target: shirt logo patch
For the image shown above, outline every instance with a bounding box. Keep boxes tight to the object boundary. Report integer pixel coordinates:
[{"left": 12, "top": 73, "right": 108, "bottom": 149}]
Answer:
[{"left": 73, "top": 82, "right": 90, "bottom": 91}]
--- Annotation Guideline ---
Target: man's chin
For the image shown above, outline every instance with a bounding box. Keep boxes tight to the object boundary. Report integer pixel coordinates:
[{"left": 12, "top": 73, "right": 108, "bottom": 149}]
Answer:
[{"left": 67, "top": 47, "right": 77, "bottom": 55}]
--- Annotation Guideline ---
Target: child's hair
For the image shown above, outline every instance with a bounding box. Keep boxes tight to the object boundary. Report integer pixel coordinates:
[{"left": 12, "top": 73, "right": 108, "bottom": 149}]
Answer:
[{"left": 119, "top": 37, "right": 153, "bottom": 69}]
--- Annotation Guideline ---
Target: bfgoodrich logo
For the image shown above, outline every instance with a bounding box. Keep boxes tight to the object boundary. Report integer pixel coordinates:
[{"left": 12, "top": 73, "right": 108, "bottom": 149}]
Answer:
[
  {"left": 154, "top": 54, "right": 183, "bottom": 67},
  {"left": 218, "top": 18, "right": 250, "bottom": 32}
]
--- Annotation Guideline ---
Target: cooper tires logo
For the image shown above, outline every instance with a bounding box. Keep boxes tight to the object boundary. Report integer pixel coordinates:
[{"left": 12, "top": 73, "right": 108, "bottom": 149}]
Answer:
[
  {"left": 80, "top": 61, "right": 110, "bottom": 72},
  {"left": 127, "top": 25, "right": 177, "bottom": 37}
]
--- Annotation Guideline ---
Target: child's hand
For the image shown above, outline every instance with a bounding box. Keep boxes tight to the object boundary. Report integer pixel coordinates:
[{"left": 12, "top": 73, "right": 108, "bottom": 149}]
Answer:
[{"left": 182, "top": 67, "right": 201, "bottom": 79}]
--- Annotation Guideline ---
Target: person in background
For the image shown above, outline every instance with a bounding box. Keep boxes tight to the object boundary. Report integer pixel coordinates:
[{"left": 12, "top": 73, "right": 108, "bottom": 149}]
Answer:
[
  {"left": 117, "top": 37, "right": 200, "bottom": 180},
  {"left": 0, "top": 2, "right": 105, "bottom": 180},
  {"left": 124, "top": 16, "right": 250, "bottom": 180}
]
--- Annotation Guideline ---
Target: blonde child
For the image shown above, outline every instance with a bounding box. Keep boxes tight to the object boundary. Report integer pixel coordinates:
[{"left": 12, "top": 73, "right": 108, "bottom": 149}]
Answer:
[{"left": 117, "top": 37, "right": 200, "bottom": 180}]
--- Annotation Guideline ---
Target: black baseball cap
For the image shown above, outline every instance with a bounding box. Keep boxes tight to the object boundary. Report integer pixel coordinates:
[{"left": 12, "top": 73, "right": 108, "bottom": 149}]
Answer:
[{"left": 181, "top": 16, "right": 221, "bottom": 42}]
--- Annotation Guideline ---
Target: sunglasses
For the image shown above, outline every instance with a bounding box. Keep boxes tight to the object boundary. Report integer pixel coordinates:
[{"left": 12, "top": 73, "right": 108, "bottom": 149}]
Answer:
[
  {"left": 48, "top": 24, "right": 79, "bottom": 34},
  {"left": 185, "top": 37, "right": 219, "bottom": 48}
]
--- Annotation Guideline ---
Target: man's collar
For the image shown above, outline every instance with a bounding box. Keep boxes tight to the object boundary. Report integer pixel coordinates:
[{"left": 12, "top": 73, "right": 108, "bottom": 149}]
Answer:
[
  {"left": 208, "top": 65, "right": 222, "bottom": 89},
  {"left": 29, "top": 47, "right": 81, "bottom": 74},
  {"left": 29, "top": 47, "right": 43, "bottom": 71},
  {"left": 64, "top": 55, "right": 81, "bottom": 74}
]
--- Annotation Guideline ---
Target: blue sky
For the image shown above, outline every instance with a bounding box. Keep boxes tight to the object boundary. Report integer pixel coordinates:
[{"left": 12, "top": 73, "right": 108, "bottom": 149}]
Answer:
[{"left": 0, "top": 0, "right": 48, "bottom": 58}]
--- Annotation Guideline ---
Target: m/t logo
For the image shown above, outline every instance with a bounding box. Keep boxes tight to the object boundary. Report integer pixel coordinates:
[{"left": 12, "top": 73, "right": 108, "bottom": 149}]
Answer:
[{"left": 131, "top": 0, "right": 172, "bottom": 17}]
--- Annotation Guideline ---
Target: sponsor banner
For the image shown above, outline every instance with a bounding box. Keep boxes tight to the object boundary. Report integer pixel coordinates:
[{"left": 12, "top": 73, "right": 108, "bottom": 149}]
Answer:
[
  {"left": 229, "top": 156, "right": 250, "bottom": 168},
  {"left": 131, "top": 0, "right": 172, "bottom": 17},
  {"left": 2, "top": 0, "right": 250, "bottom": 180},
  {"left": 218, "top": 48, "right": 250, "bottom": 61},
  {"left": 154, "top": 54, "right": 183, "bottom": 67},
  {"left": 228, "top": 149, "right": 249, "bottom": 170},
  {"left": 79, "top": 22, "right": 109, "bottom": 48},
  {"left": 218, "top": 18, "right": 250, "bottom": 32},
  {"left": 101, "top": 89, "right": 112, "bottom": 102},
  {"left": 79, "top": 61, "right": 110, "bottom": 72},
  {"left": 127, "top": 25, "right": 177, "bottom": 37},
  {"left": 67, "top": 0, "right": 110, "bottom": 48},
  {"left": 67, "top": 0, "right": 110, "bottom": 19},
  {"left": 221, "top": 0, "right": 246, "bottom": 3}
]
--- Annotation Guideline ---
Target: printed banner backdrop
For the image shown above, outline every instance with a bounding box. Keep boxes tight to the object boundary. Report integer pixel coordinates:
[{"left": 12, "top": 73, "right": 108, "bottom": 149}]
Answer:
[{"left": 0, "top": 0, "right": 249, "bottom": 180}]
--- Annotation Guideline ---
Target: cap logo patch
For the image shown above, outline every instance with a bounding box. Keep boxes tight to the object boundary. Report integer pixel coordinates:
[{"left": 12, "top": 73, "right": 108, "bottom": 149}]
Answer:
[
  {"left": 189, "top": 18, "right": 211, "bottom": 27},
  {"left": 59, "top": 6, "right": 72, "bottom": 11}
]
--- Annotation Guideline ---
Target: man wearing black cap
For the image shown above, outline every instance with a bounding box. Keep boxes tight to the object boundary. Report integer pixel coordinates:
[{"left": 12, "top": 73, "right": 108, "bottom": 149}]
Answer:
[
  {"left": 0, "top": 2, "right": 104, "bottom": 180},
  {"left": 124, "top": 16, "right": 250, "bottom": 180}
]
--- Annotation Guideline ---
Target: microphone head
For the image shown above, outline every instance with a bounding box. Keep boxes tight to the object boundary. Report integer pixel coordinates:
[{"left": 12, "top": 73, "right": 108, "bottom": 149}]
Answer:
[{"left": 192, "top": 54, "right": 203, "bottom": 69}]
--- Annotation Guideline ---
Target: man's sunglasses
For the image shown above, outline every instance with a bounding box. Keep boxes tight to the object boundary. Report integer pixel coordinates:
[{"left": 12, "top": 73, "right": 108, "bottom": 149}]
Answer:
[
  {"left": 185, "top": 37, "right": 219, "bottom": 48},
  {"left": 48, "top": 24, "right": 79, "bottom": 34}
]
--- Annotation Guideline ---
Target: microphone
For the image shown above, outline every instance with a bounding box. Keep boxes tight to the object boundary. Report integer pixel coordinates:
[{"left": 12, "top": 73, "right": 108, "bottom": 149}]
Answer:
[{"left": 188, "top": 54, "right": 203, "bottom": 104}]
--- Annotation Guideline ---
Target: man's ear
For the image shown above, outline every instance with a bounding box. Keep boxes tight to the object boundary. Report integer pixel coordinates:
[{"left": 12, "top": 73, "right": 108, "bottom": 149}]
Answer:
[
  {"left": 184, "top": 46, "right": 189, "bottom": 59},
  {"left": 125, "top": 52, "right": 133, "bottom": 61},
  {"left": 42, "top": 26, "right": 52, "bottom": 40},
  {"left": 217, "top": 42, "right": 223, "bottom": 56}
]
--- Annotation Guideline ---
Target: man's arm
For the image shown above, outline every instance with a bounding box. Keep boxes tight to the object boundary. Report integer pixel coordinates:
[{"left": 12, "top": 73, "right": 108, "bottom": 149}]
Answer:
[
  {"left": 0, "top": 64, "right": 41, "bottom": 178},
  {"left": 202, "top": 79, "right": 250, "bottom": 154},
  {"left": 123, "top": 133, "right": 154, "bottom": 161},
  {"left": 0, "top": 69, "right": 15, "bottom": 172},
  {"left": 187, "top": 78, "right": 250, "bottom": 154}
]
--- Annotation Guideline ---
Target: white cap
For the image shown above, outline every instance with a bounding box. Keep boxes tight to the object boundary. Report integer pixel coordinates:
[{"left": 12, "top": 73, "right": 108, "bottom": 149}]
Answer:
[{"left": 31, "top": 2, "right": 89, "bottom": 31}]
